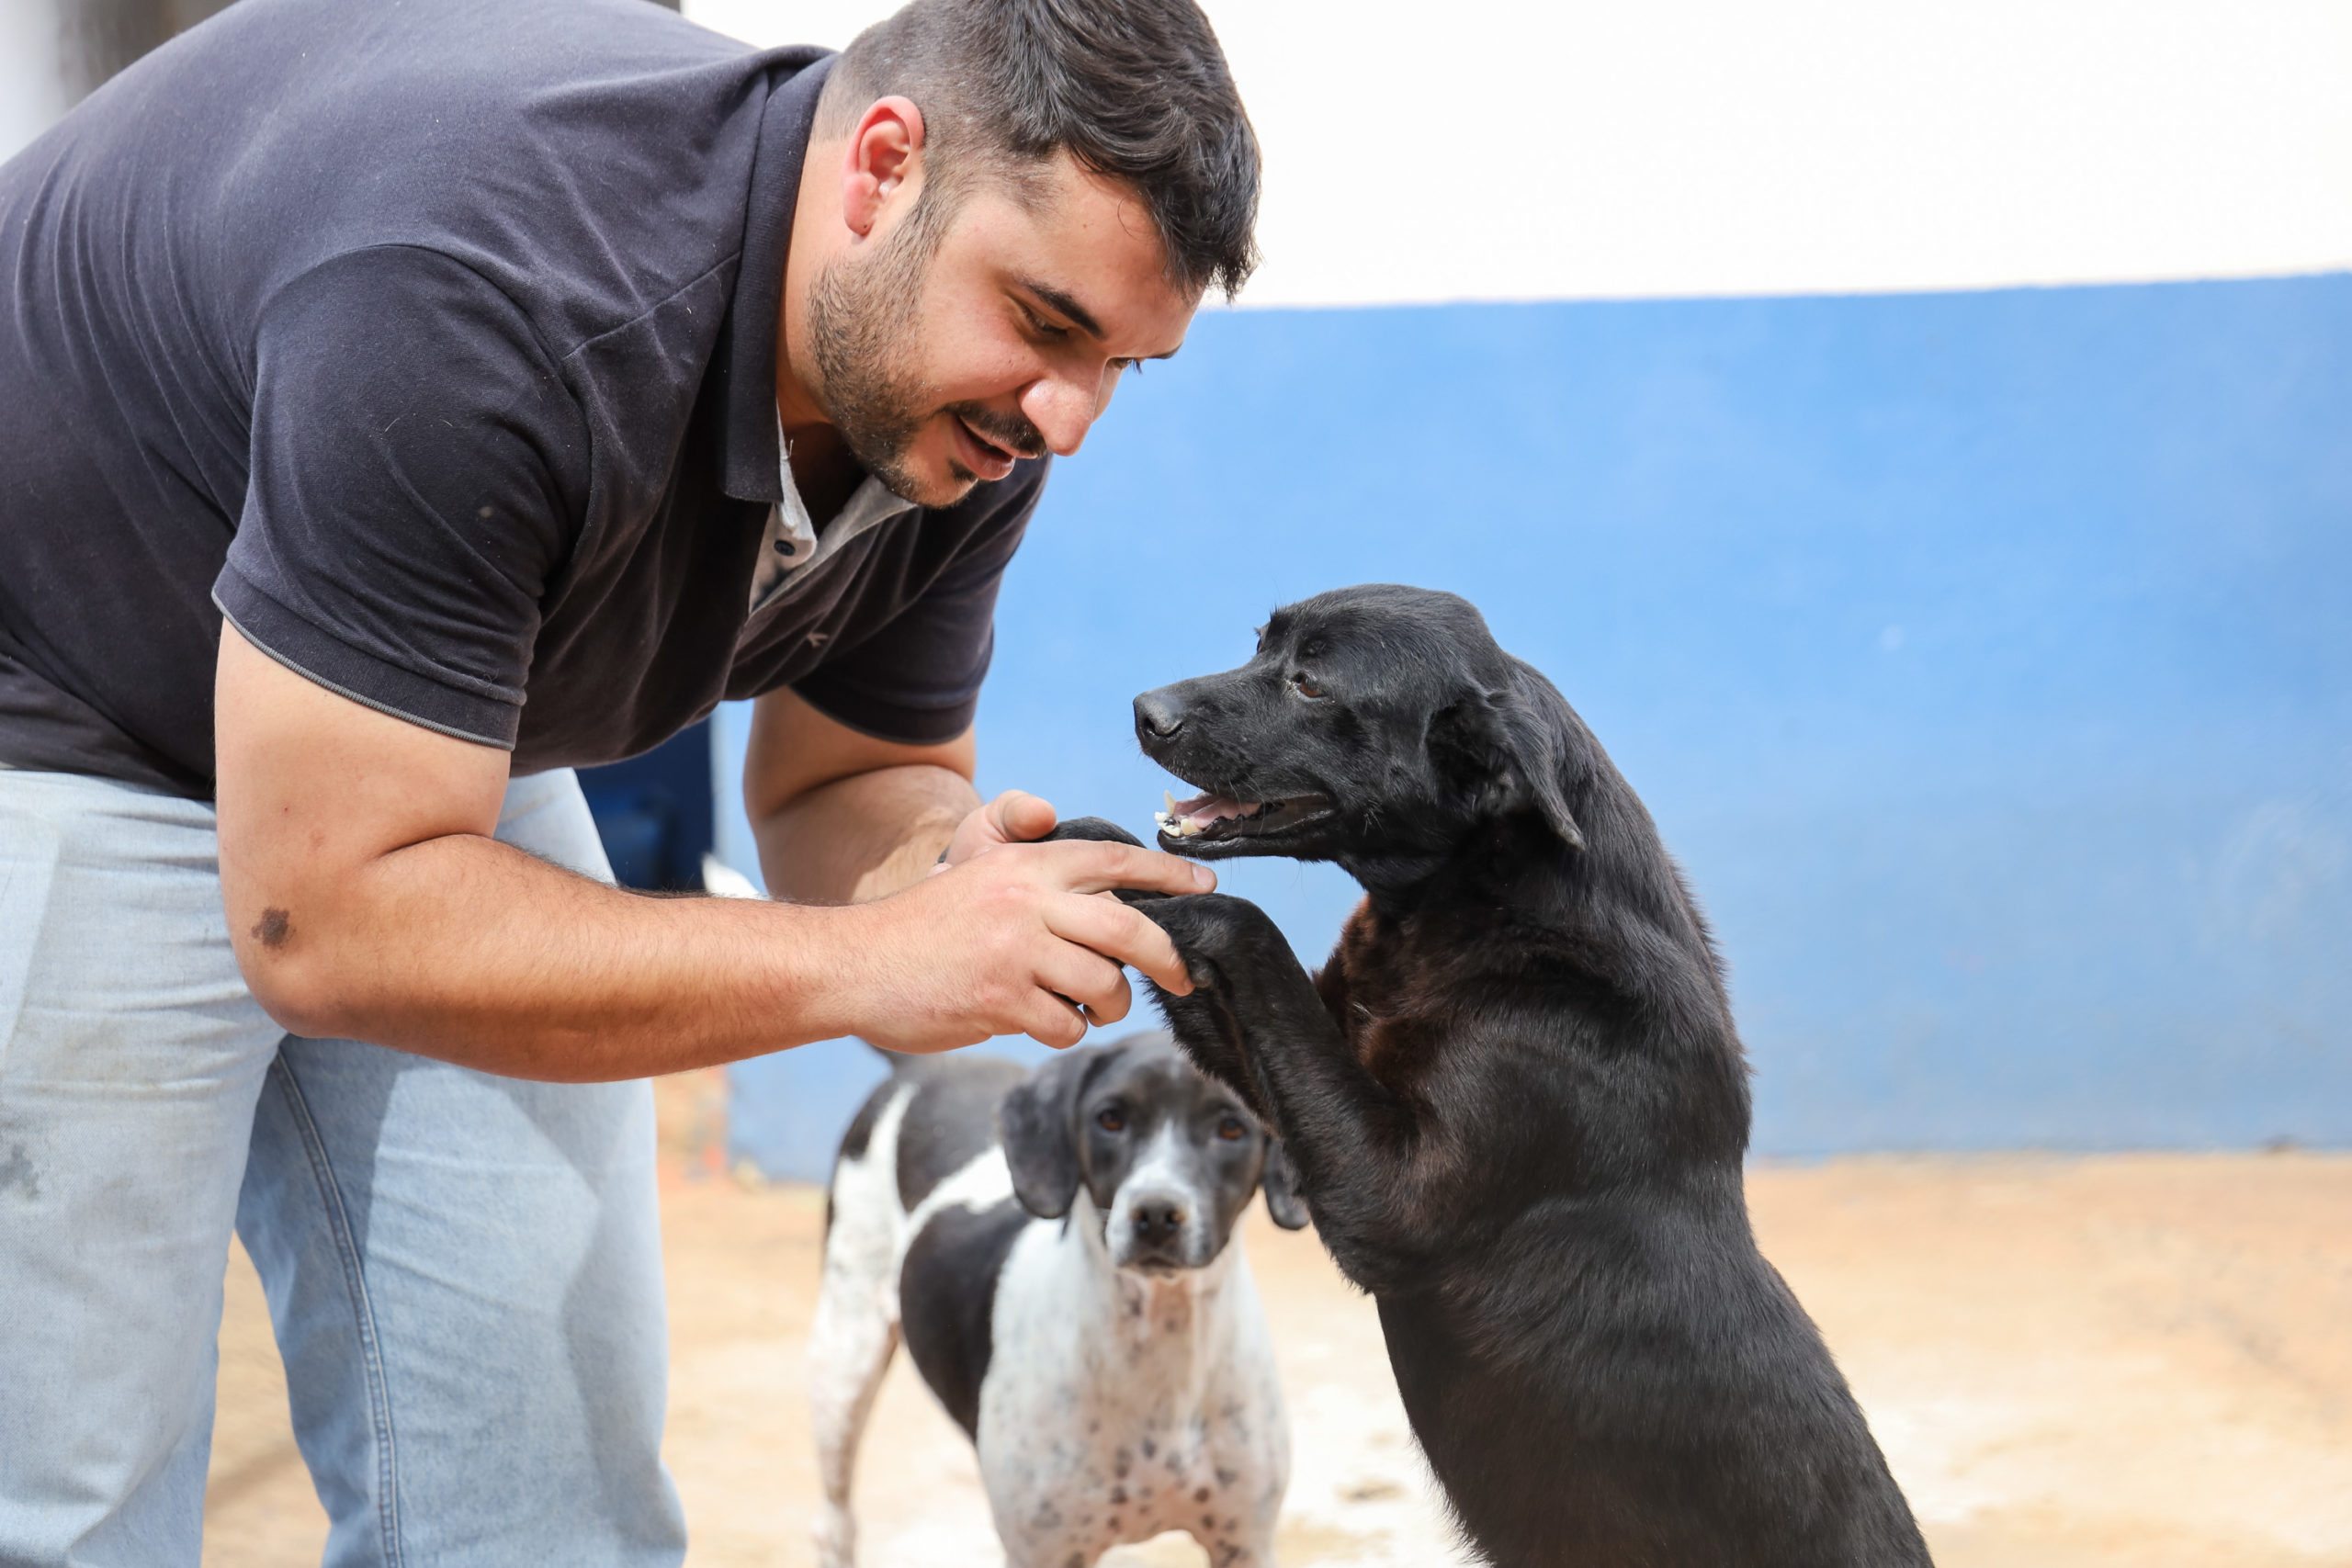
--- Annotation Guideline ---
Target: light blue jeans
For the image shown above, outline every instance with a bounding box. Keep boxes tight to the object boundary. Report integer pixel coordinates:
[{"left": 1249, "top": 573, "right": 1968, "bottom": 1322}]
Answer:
[{"left": 0, "top": 769, "right": 686, "bottom": 1568}]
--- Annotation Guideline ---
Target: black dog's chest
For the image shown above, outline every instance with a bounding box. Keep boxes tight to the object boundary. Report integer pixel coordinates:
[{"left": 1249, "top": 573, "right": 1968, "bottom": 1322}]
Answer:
[{"left": 1322, "top": 916, "right": 1464, "bottom": 1091}]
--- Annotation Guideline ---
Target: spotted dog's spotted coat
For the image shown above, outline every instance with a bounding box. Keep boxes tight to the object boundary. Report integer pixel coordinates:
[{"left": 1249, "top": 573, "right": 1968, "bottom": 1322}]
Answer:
[
  {"left": 983, "top": 1172, "right": 1283, "bottom": 1567},
  {"left": 809, "top": 1034, "right": 1306, "bottom": 1568}
]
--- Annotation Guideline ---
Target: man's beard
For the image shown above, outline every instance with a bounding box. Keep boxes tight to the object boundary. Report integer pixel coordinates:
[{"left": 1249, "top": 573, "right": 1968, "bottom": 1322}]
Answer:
[{"left": 805, "top": 198, "right": 1046, "bottom": 505}]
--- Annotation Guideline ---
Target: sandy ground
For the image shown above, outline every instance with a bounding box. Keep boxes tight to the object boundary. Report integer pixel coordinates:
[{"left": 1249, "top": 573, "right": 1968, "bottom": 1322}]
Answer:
[{"left": 204, "top": 1073, "right": 2352, "bottom": 1567}]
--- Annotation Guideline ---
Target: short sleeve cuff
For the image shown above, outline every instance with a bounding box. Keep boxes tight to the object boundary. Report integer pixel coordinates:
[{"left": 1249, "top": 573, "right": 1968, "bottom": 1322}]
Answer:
[
  {"left": 788, "top": 671, "right": 979, "bottom": 746},
  {"left": 213, "top": 568, "right": 521, "bottom": 749}
]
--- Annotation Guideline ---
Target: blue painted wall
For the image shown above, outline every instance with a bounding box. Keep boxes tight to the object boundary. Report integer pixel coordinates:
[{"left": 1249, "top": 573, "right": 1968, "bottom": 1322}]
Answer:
[
  {"left": 581, "top": 719, "right": 715, "bottom": 891},
  {"left": 728, "top": 274, "right": 2352, "bottom": 1178}
]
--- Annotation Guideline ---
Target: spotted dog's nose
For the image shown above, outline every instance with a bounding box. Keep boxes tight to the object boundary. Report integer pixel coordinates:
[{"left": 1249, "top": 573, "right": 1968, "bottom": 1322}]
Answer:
[
  {"left": 1129, "top": 1194, "right": 1188, "bottom": 1245},
  {"left": 1134, "top": 689, "right": 1186, "bottom": 742}
]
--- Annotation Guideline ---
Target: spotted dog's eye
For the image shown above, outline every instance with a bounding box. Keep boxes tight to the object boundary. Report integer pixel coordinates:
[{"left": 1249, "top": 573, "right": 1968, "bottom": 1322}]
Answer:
[
  {"left": 1216, "top": 1114, "right": 1248, "bottom": 1141},
  {"left": 1291, "top": 674, "right": 1325, "bottom": 700},
  {"left": 1096, "top": 1106, "right": 1126, "bottom": 1133}
]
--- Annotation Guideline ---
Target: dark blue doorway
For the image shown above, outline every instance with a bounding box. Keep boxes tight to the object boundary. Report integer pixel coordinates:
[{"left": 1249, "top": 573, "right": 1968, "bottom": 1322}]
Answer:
[{"left": 578, "top": 720, "right": 716, "bottom": 892}]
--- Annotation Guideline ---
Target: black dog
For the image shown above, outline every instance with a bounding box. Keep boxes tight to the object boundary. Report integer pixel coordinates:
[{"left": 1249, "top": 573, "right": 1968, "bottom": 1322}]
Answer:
[{"left": 1051, "top": 584, "right": 1930, "bottom": 1567}]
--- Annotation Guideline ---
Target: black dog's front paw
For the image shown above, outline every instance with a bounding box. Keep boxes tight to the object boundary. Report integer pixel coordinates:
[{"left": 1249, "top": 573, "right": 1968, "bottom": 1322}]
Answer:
[
  {"left": 1124, "top": 893, "right": 1297, "bottom": 1117},
  {"left": 1042, "top": 817, "right": 1172, "bottom": 905},
  {"left": 1129, "top": 892, "right": 1286, "bottom": 994},
  {"left": 1042, "top": 815, "right": 1148, "bottom": 851},
  {"left": 1035, "top": 821, "right": 1273, "bottom": 984}
]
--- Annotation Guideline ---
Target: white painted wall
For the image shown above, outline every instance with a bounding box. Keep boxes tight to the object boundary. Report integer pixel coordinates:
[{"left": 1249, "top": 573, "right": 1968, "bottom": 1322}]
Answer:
[
  {"left": 0, "top": 0, "right": 74, "bottom": 161},
  {"left": 5, "top": 0, "right": 2342, "bottom": 297},
  {"left": 684, "top": 0, "right": 2352, "bottom": 304}
]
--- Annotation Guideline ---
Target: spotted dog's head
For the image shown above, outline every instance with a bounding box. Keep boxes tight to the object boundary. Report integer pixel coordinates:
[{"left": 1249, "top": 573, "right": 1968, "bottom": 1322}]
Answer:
[
  {"left": 1137, "top": 584, "right": 1587, "bottom": 886},
  {"left": 1000, "top": 1031, "right": 1309, "bottom": 1269}
]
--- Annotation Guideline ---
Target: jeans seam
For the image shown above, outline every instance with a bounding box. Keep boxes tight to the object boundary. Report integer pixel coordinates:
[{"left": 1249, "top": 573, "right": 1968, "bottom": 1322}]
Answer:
[{"left": 271, "top": 1053, "right": 406, "bottom": 1568}]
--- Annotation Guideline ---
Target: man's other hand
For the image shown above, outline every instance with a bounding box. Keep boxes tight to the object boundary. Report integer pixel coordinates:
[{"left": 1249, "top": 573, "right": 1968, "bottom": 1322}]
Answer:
[{"left": 936, "top": 787, "right": 1059, "bottom": 869}]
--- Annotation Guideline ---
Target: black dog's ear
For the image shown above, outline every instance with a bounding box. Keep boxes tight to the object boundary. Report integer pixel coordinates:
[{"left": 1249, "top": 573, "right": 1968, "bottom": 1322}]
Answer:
[
  {"left": 999, "top": 1045, "right": 1111, "bottom": 1219},
  {"left": 1260, "top": 1138, "right": 1312, "bottom": 1230},
  {"left": 1427, "top": 676, "right": 1585, "bottom": 852}
]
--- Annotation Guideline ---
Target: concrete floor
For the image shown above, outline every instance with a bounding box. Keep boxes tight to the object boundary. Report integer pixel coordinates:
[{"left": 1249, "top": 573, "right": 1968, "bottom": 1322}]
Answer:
[{"left": 203, "top": 1079, "right": 2352, "bottom": 1567}]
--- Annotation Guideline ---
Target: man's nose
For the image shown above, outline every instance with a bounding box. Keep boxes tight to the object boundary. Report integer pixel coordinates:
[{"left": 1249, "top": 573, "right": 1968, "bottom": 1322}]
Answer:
[
  {"left": 1018, "top": 372, "right": 1098, "bottom": 457},
  {"left": 1135, "top": 688, "right": 1185, "bottom": 741}
]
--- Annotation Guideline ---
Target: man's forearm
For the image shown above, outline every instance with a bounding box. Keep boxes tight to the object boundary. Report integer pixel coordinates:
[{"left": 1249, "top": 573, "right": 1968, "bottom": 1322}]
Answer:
[
  {"left": 754, "top": 761, "right": 978, "bottom": 905},
  {"left": 247, "top": 832, "right": 877, "bottom": 1081},
  {"left": 216, "top": 627, "right": 1205, "bottom": 1074}
]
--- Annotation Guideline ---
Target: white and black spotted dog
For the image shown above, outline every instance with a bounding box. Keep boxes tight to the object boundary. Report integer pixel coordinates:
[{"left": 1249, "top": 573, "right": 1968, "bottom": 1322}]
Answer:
[{"left": 808, "top": 1030, "right": 1311, "bottom": 1568}]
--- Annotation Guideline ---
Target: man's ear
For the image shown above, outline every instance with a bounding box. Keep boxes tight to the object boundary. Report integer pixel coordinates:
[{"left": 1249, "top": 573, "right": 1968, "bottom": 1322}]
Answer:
[
  {"left": 999, "top": 1045, "right": 1111, "bottom": 1220},
  {"left": 1260, "top": 1137, "right": 1312, "bottom": 1231},
  {"left": 841, "top": 95, "right": 926, "bottom": 237},
  {"left": 1426, "top": 673, "right": 1585, "bottom": 852}
]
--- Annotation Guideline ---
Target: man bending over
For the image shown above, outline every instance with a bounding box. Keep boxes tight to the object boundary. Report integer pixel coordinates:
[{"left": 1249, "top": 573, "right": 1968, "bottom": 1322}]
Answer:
[{"left": 0, "top": 0, "right": 1256, "bottom": 1561}]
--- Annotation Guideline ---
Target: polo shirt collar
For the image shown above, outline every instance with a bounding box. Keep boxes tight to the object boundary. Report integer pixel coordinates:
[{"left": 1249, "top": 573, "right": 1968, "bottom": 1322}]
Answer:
[
  {"left": 717, "top": 49, "right": 836, "bottom": 506},
  {"left": 746, "top": 439, "right": 917, "bottom": 615}
]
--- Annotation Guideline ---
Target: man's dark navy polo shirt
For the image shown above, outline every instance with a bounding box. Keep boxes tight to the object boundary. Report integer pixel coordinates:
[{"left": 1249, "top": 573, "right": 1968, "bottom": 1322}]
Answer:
[{"left": 0, "top": 0, "right": 1046, "bottom": 798}]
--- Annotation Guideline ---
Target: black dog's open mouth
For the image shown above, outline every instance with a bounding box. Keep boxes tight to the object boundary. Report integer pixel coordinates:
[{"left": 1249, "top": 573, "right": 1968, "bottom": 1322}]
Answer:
[{"left": 1153, "top": 788, "right": 1336, "bottom": 848}]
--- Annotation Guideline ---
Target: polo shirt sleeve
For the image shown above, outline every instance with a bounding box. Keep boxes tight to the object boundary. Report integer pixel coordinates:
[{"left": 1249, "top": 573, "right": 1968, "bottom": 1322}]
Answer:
[
  {"left": 789, "top": 461, "right": 1046, "bottom": 745},
  {"left": 214, "top": 245, "right": 587, "bottom": 749}
]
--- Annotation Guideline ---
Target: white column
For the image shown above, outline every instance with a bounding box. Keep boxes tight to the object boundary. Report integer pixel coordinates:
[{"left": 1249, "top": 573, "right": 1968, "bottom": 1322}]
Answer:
[{"left": 0, "top": 0, "right": 74, "bottom": 163}]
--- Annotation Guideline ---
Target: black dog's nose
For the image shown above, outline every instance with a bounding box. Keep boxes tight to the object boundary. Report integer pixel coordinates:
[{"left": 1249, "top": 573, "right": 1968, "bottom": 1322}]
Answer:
[
  {"left": 1134, "top": 689, "right": 1186, "bottom": 741},
  {"left": 1131, "top": 1196, "right": 1187, "bottom": 1240}
]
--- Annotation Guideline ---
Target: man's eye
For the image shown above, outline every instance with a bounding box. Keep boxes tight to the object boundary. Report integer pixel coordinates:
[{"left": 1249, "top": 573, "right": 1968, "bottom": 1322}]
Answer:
[{"left": 1096, "top": 1107, "right": 1126, "bottom": 1133}]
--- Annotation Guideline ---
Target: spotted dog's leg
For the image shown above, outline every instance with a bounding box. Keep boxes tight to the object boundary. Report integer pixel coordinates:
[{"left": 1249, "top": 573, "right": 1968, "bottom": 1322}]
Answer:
[
  {"left": 1196, "top": 1520, "right": 1281, "bottom": 1568},
  {"left": 808, "top": 1089, "right": 914, "bottom": 1568},
  {"left": 807, "top": 1284, "right": 897, "bottom": 1568},
  {"left": 1186, "top": 1454, "right": 1286, "bottom": 1568}
]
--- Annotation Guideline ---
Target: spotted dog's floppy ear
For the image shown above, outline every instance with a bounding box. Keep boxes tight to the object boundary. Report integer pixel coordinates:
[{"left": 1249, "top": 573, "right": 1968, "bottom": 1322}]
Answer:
[
  {"left": 1260, "top": 1138, "right": 1312, "bottom": 1230},
  {"left": 1426, "top": 665, "right": 1586, "bottom": 852},
  {"left": 999, "top": 1045, "right": 1113, "bottom": 1220}
]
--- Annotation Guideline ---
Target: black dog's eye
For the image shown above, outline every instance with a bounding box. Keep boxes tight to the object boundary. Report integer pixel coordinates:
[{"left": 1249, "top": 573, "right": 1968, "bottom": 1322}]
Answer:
[
  {"left": 1096, "top": 1106, "right": 1126, "bottom": 1133},
  {"left": 1291, "top": 673, "right": 1325, "bottom": 700},
  {"left": 1216, "top": 1114, "right": 1247, "bottom": 1141}
]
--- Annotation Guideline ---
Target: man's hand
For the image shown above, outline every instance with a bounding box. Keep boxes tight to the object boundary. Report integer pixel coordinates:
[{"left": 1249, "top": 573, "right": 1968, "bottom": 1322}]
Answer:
[
  {"left": 746, "top": 692, "right": 1215, "bottom": 1050},
  {"left": 831, "top": 835, "right": 1212, "bottom": 1053}
]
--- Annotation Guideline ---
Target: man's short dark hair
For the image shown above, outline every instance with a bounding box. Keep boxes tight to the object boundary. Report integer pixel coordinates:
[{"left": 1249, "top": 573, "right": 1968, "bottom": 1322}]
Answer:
[{"left": 817, "top": 0, "right": 1260, "bottom": 299}]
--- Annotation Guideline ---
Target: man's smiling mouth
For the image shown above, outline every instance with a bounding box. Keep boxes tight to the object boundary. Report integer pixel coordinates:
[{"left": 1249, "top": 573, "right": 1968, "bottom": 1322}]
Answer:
[
  {"left": 950, "top": 414, "right": 1018, "bottom": 478},
  {"left": 1153, "top": 788, "right": 1337, "bottom": 847}
]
